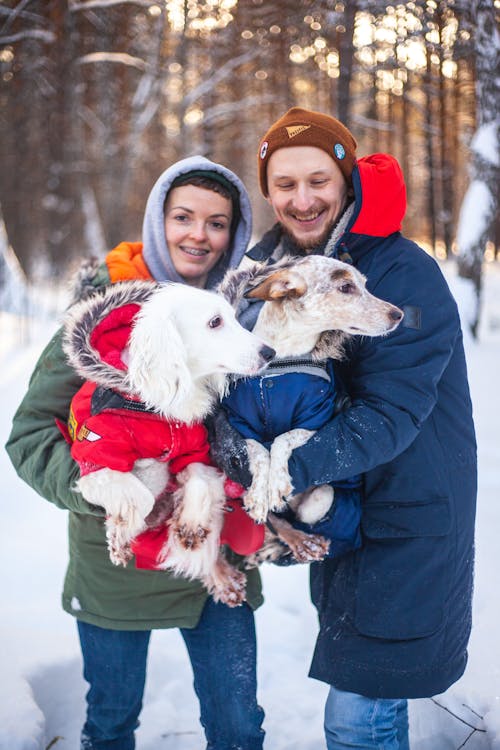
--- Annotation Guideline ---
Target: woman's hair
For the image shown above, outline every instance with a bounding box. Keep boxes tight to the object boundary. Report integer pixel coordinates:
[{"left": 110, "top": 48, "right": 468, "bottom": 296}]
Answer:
[{"left": 170, "top": 174, "right": 233, "bottom": 202}]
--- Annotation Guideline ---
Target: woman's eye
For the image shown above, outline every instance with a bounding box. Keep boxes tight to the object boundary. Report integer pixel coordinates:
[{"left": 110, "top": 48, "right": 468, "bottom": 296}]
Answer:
[
  {"left": 210, "top": 221, "right": 226, "bottom": 231},
  {"left": 208, "top": 315, "right": 223, "bottom": 329},
  {"left": 339, "top": 283, "right": 354, "bottom": 294}
]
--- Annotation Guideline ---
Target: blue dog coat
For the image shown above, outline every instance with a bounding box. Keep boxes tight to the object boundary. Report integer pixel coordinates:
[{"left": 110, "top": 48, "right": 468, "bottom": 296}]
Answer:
[{"left": 222, "top": 358, "right": 361, "bottom": 559}]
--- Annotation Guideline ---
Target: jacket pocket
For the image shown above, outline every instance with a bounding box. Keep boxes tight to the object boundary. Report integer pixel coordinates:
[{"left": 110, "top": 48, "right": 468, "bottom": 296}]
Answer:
[{"left": 354, "top": 500, "right": 451, "bottom": 640}]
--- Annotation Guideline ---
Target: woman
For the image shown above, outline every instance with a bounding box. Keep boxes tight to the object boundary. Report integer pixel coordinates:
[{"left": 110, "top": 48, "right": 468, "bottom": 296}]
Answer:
[{"left": 6, "top": 156, "right": 265, "bottom": 750}]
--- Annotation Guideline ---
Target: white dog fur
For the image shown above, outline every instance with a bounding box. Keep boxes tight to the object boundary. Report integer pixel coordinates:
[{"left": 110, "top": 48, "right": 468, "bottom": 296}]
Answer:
[{"left": 63, "top": 279, "right": 274, "bottom": 605}]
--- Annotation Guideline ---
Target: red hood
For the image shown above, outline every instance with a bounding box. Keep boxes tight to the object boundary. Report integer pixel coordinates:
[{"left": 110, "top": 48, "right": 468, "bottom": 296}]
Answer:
[
  {"left": 63, "top": 279, "right": 158, "bottom": 393},
  {"left": 349, "top": 153, "right": 407, "bottom": 237},
  {"left": 89, "top": 303, "right": 139, "bottom": 372}
]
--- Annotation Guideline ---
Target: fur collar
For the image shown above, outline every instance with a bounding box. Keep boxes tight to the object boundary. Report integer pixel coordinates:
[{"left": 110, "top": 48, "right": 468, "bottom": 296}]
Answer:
[{"left": 62, "top": 279, "right": 159, "bottom": 392}]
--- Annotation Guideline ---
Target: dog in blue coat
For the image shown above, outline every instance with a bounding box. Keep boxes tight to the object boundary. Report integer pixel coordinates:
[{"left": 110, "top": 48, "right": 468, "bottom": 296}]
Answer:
[{"left": 219, "top": 255, "right": 403, "bottom": 564}]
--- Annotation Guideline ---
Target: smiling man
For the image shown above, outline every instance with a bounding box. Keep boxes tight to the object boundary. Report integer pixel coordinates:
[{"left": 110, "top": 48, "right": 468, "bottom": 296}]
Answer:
[
  {"left": 258, "top": 110, "right": 355, "bottom": 252},
  {"left": 216, "top": 107, "right": 477, "bottom": 750}
]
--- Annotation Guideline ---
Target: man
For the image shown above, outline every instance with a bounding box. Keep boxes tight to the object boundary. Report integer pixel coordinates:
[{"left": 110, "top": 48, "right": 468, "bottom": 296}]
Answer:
[{"left": 220, "top": 107, "right": 477, "bottom": 749}]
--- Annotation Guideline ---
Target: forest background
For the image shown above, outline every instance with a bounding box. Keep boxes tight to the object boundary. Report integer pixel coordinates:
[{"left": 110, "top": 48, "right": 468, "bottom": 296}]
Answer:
[
  {"left": 0, "top": 4, "right": 499, "bottom": 748},
  {"left": 0, "top": 0, "right": 498, "bottom": 335}
]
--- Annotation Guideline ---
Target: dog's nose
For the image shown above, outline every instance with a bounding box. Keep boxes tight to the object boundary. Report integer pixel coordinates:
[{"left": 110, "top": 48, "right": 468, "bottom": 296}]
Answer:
[
  {"left": 389, "top": 308, "right": 404, "bottom": 322},
  {"left": 259, "top": 344, "right": 276, "bottom": 362}
]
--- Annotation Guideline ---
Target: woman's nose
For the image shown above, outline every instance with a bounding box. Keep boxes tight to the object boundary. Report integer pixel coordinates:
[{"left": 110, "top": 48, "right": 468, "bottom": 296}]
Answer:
[{"left": 188, "top": 222, "right": 207, "bottom": 242}]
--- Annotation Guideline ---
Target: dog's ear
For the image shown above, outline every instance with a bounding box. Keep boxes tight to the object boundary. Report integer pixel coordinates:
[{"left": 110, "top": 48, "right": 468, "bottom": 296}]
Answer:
[
  {"left": 245, "top": 269, "right": 307, "bottom": 301},
  {"left": 126, "top": 302, "right": 192, "bottom": 416}
]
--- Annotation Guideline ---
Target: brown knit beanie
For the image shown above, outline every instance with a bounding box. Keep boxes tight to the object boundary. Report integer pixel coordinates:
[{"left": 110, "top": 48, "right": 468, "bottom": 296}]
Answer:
[{"left": 258, "top": 106, "right": 357, "bottom": 197}]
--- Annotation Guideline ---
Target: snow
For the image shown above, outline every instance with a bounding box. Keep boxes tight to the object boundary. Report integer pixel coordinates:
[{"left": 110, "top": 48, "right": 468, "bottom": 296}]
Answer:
[
  {"left": 0, "top": 262, "right": 499, "bottom": 750},
  {"left": 456, "top": 180, "right": 496, "bottom": 254},
  {"left": 471, "top": 123, "right": 499, "bottom": 167}
]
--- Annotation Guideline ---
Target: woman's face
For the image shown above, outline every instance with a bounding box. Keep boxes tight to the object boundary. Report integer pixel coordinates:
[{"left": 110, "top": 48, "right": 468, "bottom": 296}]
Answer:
[{"left": 164, "top": 184, "right": 232, "bottom": 288}]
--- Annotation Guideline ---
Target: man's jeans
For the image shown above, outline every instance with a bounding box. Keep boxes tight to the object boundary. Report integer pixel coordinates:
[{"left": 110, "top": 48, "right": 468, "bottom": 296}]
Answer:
[
  {"left": 78, "top": 598, "right": 265, "bottom": 750},
  {"left": 325, "top": 685, "right": 409, "bottom": 750}
]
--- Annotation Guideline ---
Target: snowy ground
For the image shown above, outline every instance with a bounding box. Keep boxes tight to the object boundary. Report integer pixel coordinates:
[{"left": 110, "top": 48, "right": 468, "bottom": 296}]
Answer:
[{"left": 0, "top": 262, "right": 499, "bottom": 750}]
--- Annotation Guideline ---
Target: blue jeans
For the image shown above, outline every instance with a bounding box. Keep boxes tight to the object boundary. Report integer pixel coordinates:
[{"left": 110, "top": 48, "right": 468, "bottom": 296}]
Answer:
[
  {"left": 324, "top": 685, "right": 409, "bottom": 750},
  {"left": 78, "top": 598, "right": 265, "bottom": 750}
]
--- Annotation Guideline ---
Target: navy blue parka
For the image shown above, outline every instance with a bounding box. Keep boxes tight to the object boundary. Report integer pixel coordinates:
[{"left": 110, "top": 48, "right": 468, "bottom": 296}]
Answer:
[{"left": 250, "top": 153, "right": 477, "bottom": 699}]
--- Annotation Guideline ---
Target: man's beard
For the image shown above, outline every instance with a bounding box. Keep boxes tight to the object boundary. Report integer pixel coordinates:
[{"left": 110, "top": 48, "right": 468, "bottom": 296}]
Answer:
[{"left": 282, "top": 218, "right": 336, "bottom": 253}]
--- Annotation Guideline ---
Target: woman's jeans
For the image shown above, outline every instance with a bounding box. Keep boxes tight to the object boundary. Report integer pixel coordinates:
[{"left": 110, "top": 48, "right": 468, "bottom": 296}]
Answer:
[
  {"left": 325, "top": 685, "right": 409, "bottom": 750},
  {"left": 78, "top": 598, "right": 265, "bottom": 750}
]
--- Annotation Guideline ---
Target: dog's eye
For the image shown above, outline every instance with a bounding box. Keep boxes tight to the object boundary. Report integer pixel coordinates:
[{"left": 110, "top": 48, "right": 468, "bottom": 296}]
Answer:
[
  {"left": 339, "top": 283, "right": 355, "bottom": 294},
  {"left": 208, "top": 315, "right": 223, "bottom": 329}
]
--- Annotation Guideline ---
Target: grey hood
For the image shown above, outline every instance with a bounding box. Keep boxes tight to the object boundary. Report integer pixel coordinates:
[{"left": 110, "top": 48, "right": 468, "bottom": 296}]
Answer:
[{"left": 142, "top": 155, "right": 252, "bottom": 289}]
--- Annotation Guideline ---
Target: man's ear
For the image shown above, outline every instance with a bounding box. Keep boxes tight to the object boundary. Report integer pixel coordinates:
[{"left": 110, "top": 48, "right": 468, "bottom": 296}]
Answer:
[{"left": 245, "top": 269, "right": 307, "bottom": 301}]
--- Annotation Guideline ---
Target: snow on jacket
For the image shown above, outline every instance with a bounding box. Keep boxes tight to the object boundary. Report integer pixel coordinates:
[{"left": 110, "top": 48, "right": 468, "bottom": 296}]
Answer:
[
  {"left": 5, "top": 157, "right": 263, "bottom": 630},
  {"left": 244, "top": 153, "right": 477, "bottom": 699}
]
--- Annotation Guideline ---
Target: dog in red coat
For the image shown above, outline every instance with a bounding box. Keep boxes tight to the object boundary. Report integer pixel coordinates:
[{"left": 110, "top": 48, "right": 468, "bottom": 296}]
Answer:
[{"left": 62, "top": 279, "right": 273, "bottom": 606}]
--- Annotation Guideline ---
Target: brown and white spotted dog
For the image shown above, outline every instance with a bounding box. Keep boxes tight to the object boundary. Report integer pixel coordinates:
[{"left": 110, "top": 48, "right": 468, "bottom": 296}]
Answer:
[{"left": 219, "top": 255, "right": 403, "bottom": 565}]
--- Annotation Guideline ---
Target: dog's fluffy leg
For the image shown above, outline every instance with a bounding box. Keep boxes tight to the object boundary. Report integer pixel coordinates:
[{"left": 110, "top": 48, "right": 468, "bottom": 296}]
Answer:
[
  {"left": 267, "top": 512, "right": 330, "bottom": 562},
  {"left": 171, "top": 463, "right": 226, "bottom": 550},
  {"left": 289, "top": 485, "right": 334, "bottom": 525},
  {"left": 243, "top": 439, "right": 271, "bottom": 523},
  {"left": 268, "top": 428, "right": 314, "bottom": 511},
  {"left": 77, "top": 468, "right": 155, "bottom": 566},
  {"left": 201, "top": 553, "right": 247, "bottom": 608}
]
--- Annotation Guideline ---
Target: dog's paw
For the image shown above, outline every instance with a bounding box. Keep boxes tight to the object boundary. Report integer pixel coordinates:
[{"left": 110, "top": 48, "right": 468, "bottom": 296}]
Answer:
[
  {"left": 210, "top": 568, "right": 247, "bottom": 608},
  {"left": 174, "top": 463, "right": 226, "bottom": 531},
  {"left": 288, "top": 533, "right": 331, "bottom": 563},
  {"left": 171, "top": 520, "right": 209, "bottom": 550},
  {"left": 105, "top": 520, "right": 135, "bottom": 567},
  {"left": 242, "top": 491, "right": 269, "bottom": 524},
  {"left": 204, "top": 556, "right": 247, "bottom": 607},
  {"left": 268, "top": 429, "right": 314, "bottom": 511},
  {"left": 243, "top": 439, "right": 271, "bottom": 522},
  {"left": 267, "top": 465, "right": 292, "bottom": 513},
  {"left": 80, "top": 469, "right": 155, "bottom": 538}
]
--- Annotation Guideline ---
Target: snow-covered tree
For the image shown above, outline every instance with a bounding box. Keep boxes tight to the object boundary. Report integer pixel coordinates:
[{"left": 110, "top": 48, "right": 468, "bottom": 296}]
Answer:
[{"left": 455, "top": 0, "right": 499, "bottom": 338}]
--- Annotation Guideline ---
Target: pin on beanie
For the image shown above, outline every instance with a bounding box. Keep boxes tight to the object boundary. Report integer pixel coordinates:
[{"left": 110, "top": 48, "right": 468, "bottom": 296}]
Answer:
[{"left": 258, "top": 107, "right": 357, "bottom": 197}]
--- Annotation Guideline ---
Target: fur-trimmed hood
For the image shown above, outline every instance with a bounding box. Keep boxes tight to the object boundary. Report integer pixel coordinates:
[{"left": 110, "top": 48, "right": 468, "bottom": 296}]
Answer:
[
  {"left": 62, "top": 279, "right": 158, "bottom": 393},
  {"left": 142, "top": 155, "right": 253, "bottom": 288}
]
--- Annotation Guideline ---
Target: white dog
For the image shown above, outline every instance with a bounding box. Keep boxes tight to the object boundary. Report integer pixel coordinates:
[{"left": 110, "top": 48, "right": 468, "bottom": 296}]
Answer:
[
  {"left": 62, "top": 279, "right": 274, "bottom": 605},
  {"left": 219, "top": 255, "right": 403, "bottom": 563}
]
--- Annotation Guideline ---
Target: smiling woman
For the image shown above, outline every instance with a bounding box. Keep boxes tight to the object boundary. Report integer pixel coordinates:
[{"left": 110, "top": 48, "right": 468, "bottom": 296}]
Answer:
[
  {"left": 5, "top": 154, "right": 265, "bottom": 750},
  {"left": 164, "top": 183, "right": 233, "bottom": 288}
]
